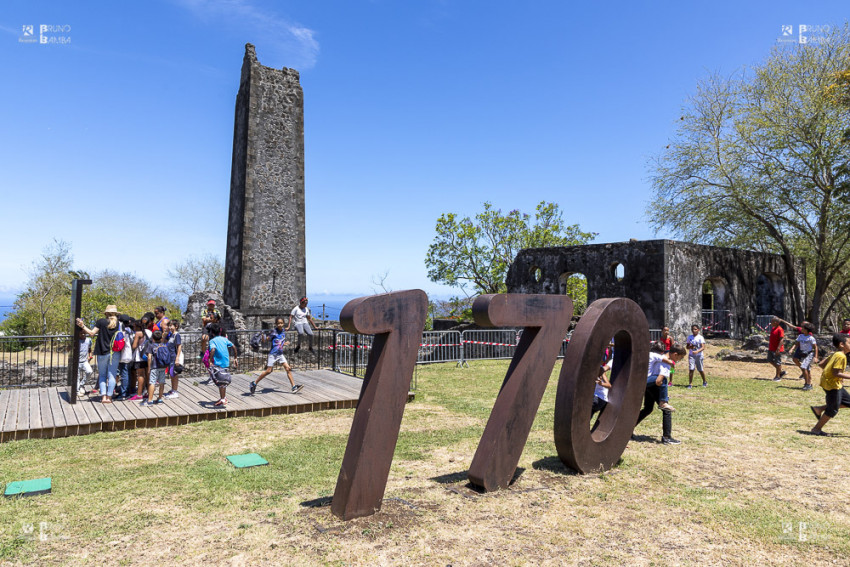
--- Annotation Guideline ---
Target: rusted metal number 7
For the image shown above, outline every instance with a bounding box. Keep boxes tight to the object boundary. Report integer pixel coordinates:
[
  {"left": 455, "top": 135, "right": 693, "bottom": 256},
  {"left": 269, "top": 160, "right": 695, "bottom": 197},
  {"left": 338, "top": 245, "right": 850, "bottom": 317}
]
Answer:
[
  {"left": 467, "top": 294, "right": 573, "bottom": 491},
  {"left": 331, "top": 290, "right": 428, "bottom": 520}
]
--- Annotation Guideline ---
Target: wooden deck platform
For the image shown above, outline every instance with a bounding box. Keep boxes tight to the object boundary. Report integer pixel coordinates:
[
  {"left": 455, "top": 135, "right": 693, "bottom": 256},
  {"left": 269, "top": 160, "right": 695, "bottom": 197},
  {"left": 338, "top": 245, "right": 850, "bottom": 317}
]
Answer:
[{"left": 0, "top": 369, "right": 366, "bottom": 442}]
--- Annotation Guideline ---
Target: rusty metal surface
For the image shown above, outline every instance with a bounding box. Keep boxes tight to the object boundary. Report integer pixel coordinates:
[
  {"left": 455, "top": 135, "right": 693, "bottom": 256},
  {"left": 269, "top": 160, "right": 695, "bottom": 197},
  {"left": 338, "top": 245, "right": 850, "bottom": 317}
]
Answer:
[
  {"left": 467, "top": 294, "right": 573, "bottom": 491},
  {"left": 554, "top": 297, "right": 649, "bottom": 473},
  {"left": 331, "top": 290, "right": 428, "bottom": 520}
]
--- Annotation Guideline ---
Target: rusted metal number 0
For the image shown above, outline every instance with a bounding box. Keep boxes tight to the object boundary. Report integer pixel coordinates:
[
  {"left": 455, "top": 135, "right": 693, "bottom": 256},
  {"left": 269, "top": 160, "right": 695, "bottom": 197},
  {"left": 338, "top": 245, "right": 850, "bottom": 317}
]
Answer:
[{"left": 331, "top": 292, "right": 648, "bottom": 520}]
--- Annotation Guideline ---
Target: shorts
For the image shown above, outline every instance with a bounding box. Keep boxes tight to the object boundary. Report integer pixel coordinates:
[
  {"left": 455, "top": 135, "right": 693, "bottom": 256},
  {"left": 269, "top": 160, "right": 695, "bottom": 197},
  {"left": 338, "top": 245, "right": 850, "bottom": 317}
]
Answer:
[
  {"left": 824, "top": 388, "right": 850, "bottom": 418},
  {"left": 795, "top": 351, "right": 815, "bottom": 370},
  {"left": 209, "top": 366, "right": 232, "bottom": 387},
  {"left": 150, "top": 367, "right": 167, "bottom": 386},
  {"left": 767, "top": 350, "right": 783, "bottom": 364},
  {"left": 267, "top": 353, "right": 289, "bottom": 367},
  {"left": 689, "top": 354, "right": 704, "bottom": 372}
]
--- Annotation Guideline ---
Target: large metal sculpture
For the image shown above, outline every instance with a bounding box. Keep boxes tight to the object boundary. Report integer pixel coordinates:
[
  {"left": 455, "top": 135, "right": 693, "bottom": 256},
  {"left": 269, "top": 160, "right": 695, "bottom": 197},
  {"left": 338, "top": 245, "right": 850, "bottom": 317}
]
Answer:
[
  {"left": 331, "top": 290, "right": 428, "bottom": 520},
  {"left": 468, "top": 294, "right": 573, "bottom": 491},
  {"left": 331, "top": 291, "right": 649, "bottom": 519},
  {"left": 554, "top": 297, "right": 649, "bottom": 472}
]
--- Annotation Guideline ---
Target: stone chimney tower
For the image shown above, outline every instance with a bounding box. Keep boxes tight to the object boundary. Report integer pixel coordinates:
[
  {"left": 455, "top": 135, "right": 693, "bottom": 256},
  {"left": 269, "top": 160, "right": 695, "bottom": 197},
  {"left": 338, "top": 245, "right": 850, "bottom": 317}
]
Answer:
[{"left": 224, "top": 44, "right": 306, "bottom": 327}]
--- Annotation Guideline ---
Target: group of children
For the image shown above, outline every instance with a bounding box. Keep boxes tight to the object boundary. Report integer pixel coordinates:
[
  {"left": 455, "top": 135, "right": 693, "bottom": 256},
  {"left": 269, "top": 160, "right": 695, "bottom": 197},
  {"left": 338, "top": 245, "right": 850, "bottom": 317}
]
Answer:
[
  {"left": 591, "top": 318, "right": 850, "bottom": 443},
  {"left": 77, "top": 306, "right": 184, "bottom": 405},
  {"left": 77, "top": 299, "right": 310, "bottom": 409}
]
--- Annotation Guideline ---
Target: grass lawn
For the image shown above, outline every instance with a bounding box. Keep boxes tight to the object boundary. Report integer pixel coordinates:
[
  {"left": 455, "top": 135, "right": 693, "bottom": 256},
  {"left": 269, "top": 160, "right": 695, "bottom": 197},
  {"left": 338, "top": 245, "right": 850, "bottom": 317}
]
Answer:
[{"left": 0, "top": 353, "right": 848, "bottom": 565}]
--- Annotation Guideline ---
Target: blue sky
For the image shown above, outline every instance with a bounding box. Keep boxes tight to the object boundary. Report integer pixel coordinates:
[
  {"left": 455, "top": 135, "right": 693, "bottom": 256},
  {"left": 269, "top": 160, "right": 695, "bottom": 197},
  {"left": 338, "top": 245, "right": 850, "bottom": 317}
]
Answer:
[{"left": 0, "top": 1, "right": 846, "bottom": 313}]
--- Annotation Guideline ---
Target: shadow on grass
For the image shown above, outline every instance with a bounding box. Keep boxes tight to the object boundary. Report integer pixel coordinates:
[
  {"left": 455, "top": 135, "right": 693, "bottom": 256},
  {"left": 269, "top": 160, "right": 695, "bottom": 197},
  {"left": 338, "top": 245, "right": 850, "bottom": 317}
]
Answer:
[
  {"left": 796, "top": 429, "right": 850, "bottom": 438},
  {"left": 430, "top": 468, "right": 526, "bottom": 493},
  {"left": 531, "top": 456, "right": 580, "bottom": 476},
  {"left": 300, "top": 495, "right": 333, "bottom": 508}
]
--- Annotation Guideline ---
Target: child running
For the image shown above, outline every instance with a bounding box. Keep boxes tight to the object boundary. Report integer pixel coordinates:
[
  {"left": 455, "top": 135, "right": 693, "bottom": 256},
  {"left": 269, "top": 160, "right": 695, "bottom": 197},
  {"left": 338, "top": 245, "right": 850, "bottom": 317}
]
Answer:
[
  {"left": 208, "top": 323, "right": 237, "bottom": 407},
  {"left": 686, "top": 324, "right": 707, "bottom": 388},
  {"left": 250, "top": 317, "right": 302, "bottom": 395},
  {"left": 810, "top": 333, "right": 850, "bottom": 435},
  {"left": 635, "top": 344, "right": 687, "bottom": 445},
  {"left": 776, "top": 318, "right": 819, "bottom": 390}
]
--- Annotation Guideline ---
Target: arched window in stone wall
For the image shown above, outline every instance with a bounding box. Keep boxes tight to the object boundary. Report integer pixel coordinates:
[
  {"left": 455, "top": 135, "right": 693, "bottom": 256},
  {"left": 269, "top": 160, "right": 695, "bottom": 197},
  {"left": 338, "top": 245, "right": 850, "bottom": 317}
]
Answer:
[
  {"left": 559, "top": 272, "right": 588, "bottom": 314},
  {"left": 756, "top": 273, "right": 785, "bottom": 318},
  {"left": 702, "top": 277, "right": 731, "bottom": 335},
  {"left": 701, "top": 277, "right": 728, "bottom": 311},
  {"left": 610, "top": 262, "right": 625, "bottom": 282}
]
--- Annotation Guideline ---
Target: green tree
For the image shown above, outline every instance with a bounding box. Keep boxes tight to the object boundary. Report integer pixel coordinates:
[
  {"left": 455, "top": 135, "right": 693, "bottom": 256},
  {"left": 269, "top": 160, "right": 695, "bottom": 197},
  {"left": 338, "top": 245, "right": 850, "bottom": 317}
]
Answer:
[
  {"left": 2, "top": 240, "right": 75, "bottom": 336},
  {"left": 647, "top": 25, "right": 850, "bottom": 327},
  {"left": 425, "top": 201, "right": 597, "bottom": 297},
  {"left": 81, "top": 271, "right": 179, "bottom": 325}
]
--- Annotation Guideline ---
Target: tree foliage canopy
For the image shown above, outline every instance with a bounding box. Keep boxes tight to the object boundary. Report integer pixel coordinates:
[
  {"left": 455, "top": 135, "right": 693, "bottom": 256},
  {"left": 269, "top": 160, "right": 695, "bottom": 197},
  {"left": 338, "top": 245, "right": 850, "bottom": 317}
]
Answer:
[
  {"left": 1, "top": 241, "right": 180, "bottom": 336},
  {"left": 425, "top": 201, "right": 596, "bottom": 296},
  {"left": 167, "top": 253, "right": 224, "bottom": 300},
  {"left": 647, "top": 25, "right": 850, "bottom": 326}
]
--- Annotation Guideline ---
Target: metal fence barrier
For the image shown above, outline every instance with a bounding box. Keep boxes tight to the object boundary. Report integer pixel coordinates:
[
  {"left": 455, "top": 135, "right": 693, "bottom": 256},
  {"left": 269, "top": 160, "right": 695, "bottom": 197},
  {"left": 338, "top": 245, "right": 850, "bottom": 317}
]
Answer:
[
  {"left": 0, "top": 326, "right": 687, "bottom": 389},
  {"left": 754, "top": 315, "right": 773, "bottom": 333},
  {"left": 702, "top": 310, "right": 732, "bottom": 336}
]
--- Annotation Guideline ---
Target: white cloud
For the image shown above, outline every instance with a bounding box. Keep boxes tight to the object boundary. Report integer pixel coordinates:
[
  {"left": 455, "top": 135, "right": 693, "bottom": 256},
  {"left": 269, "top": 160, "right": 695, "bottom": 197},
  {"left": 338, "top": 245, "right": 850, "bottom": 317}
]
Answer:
[{"left": 174, "top": 0, "right": 319, "bottom": 68}]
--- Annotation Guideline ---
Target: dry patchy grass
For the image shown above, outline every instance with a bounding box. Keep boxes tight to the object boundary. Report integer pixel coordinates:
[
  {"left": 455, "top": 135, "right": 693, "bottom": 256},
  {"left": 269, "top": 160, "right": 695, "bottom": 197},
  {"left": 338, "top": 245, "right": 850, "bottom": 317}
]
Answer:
[{"left": 1, "top": 351, "right": 849, "bottom": 566}]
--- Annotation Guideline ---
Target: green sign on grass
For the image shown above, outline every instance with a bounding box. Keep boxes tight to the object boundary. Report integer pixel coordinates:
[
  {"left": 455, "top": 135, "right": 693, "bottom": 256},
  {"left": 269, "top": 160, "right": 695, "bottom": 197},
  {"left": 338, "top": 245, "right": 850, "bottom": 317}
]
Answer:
[
  {"left": 226, "top": 453, "right": 268, "bottom": 468},
  {"left": 4, "top": 477, "right": 52, "bottom": 497}
]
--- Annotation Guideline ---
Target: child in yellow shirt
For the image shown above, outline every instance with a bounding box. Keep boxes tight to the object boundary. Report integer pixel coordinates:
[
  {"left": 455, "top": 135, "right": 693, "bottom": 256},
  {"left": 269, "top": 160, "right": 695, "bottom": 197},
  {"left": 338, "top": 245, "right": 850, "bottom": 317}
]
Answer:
[{"left": 810, "top": 333, "right": 850, "bottom": 435}]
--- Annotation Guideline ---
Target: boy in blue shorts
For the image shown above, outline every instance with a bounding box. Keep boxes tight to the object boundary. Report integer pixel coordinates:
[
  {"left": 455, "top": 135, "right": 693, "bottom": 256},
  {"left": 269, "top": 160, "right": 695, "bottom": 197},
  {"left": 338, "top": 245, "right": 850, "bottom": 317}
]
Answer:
[
  {"left": 250, "top": 317, "right": 302, "bottom": 395},
  {"left": 142, "top": 330, "right": 171, "bottom": 407},
  {"left": 208, "top": 323, "right": 238, "bottom": 407},
  {"left": 686, "top": 324, "right": 707, "bottom": 388}
]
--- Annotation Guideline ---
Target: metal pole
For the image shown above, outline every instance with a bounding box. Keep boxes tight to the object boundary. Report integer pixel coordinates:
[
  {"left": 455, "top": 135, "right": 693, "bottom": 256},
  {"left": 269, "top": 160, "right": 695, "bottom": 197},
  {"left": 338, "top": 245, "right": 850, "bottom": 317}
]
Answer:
[
  {"left": 67, "top": 278, "right": 92, "bottom": 404},
  {"left": 353, "top": 334, "right": 359, "bottom": 378}
]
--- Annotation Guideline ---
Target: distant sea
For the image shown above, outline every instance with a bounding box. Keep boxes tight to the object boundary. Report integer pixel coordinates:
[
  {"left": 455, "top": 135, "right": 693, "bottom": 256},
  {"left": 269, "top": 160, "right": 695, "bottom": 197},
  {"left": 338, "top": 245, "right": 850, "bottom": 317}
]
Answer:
[
  {"left": 0, "top": 291, "right": 389, "bottom": 325},
  {"left": 0, "top": 293, "right": 17, "bottom": 324}
]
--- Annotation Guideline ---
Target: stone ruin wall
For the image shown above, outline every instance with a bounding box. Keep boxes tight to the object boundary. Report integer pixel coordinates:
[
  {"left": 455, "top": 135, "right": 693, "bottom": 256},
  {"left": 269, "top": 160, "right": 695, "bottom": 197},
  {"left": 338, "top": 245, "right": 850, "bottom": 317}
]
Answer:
[{"left": 506, "top": 239, "right": 805, "bottom": 339}]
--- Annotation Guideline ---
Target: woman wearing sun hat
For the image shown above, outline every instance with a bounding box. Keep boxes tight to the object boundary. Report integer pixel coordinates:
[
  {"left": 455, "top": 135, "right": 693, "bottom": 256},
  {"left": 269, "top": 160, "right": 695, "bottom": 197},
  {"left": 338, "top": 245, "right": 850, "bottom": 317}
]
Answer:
[{"left": 76, "top": 305, "right": 123, "bottom": 404}]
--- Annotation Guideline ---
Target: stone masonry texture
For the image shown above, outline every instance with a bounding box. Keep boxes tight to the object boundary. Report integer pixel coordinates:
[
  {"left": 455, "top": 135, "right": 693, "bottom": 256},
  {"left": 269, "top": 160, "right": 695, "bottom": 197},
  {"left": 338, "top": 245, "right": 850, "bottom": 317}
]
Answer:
[
  {"left": 505, "top": 240, "right": 806, "bottom": 339},
  {"left": 224, "top": 44, "right": 306, "bottom": 328}
]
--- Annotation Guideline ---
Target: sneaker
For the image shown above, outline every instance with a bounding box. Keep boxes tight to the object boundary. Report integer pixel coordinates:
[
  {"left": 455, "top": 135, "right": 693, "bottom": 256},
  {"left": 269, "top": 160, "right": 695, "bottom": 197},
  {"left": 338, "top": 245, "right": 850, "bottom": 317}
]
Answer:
[
  {"left": 77, "top": 388, "right": 86, "bottom": 396},
  {"left": 702, "top": 382, "right": 708, "bottom": 387},
  {"left": 214, "top": 398, "right": 227, "bottom": 407},
  {"left": 291, "top": 384, "right": 303, "bottom": 394},
  {"left": 140, "top": 400, "right": 154, "bottom": 407},
  {"left": 249, "top": 381, "right": 257, "bottom": 394},
  {"left": 772, "top": 376, "right": 782, "bottom": 381},
  {"left": 686, "top": 385, "right": 692, "bottom": 389},
  {"left": 810, "top": 428, "right": 827, "bottom": 436},
  {"left": 659, "top": 402, "right": 676, "bottom": 412},
  {"left": 164, "top": 391, "right": 179, "bottom": 399},
  {"left": 128, "top": 394, "right": 143, "bottom": 401},
  {"left": 780, "top": 371, "right": 787, "bottom": 377},
  {"left": 154, "top": 398, "right": 164, "bottom": 404},
  {"left": 802, "top": 384, "right": 813, "bottom": 391},
  {"left": 661, "top": 437, "right": 682, "bottom": 445},
  {"left": 90, "top": 388, "right": 99, "bottom": 396}
]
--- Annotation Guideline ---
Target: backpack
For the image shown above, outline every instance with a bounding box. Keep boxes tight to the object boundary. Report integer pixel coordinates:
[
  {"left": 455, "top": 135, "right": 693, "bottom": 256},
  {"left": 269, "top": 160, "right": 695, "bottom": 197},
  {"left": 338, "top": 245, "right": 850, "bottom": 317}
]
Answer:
[
  {"left": 250, "top": 332, "right": 264, "bottom": 352},
  {"left": 111, "top": 327, "right": 126, "bottom": 352},
  {"left": 153, "top": 343, "right": 173, "bottom": 367}
]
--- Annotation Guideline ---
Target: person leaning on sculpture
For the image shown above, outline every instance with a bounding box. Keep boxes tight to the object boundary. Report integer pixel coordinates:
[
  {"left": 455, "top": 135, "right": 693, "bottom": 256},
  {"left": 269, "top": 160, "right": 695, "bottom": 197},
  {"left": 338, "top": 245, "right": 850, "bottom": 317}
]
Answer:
[
  {"left": 287, "top": 296, "right": 317, "bottom": 353},
  {"left": 76, "top": 305, "right": 123, "bottom": 404}
]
